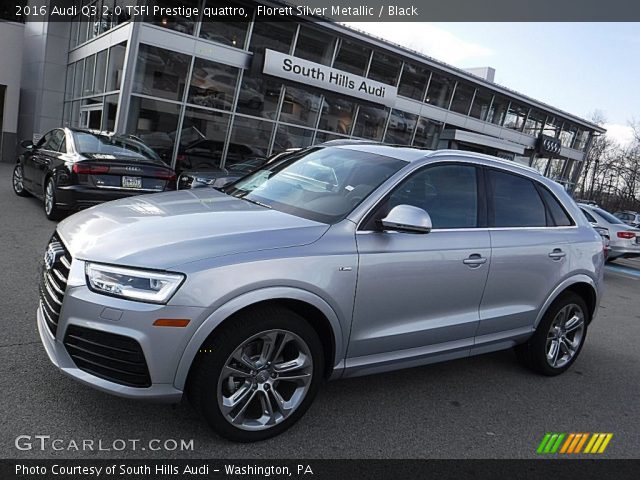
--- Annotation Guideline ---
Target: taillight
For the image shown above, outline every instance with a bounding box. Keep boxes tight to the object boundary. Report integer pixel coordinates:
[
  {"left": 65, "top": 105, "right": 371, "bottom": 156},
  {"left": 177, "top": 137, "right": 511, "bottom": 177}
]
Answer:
[
  {"left": 154, "top": 170, "right": 176, "bottom": 181},
  {"left": 72, "top": 164, "right": 109, "bottom": 174},
  {"left": 617, "top": 231, "right": 637, "bottom": 239}
]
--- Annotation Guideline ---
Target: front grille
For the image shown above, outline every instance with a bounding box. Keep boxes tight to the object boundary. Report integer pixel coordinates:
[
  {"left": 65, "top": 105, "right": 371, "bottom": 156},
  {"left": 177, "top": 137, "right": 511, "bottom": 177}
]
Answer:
[
  {"left": 39, "top": 234, "right": 72, "bottom": 337},
  {"left": 63, "top": 325, "right": 151, "bottom": 388}
]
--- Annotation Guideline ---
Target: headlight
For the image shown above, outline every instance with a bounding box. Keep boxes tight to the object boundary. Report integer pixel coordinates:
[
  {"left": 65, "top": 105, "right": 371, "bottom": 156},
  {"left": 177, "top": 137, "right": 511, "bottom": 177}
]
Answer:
[{"left": 85, "top": 263, "right": 185, "bottom": 304}]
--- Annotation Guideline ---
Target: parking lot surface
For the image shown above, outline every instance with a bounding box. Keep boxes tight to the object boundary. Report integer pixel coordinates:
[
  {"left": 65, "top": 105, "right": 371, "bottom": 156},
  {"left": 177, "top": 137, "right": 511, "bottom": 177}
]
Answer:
[{"left": 1, "top": 163, "right": 639, "bottom": 459}]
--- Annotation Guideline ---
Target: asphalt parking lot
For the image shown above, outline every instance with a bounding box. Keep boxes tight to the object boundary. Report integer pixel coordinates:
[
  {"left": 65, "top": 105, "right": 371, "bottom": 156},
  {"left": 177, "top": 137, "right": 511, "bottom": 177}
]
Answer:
[{"left": 1, "top": 162, "right": 639, "bottom": 459}]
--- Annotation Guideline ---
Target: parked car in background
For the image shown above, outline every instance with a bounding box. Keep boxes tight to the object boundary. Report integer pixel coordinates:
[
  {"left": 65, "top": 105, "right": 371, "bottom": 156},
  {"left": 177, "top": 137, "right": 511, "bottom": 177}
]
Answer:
[
  {"left": 177, "top": 149, "right": 301, "bottom": 190},
  {"left": 614, "top": 210, "right": 640, "bottom": 228},
  {"left": 12, "top": 128, "right": 175, "bottom": 220},
  {"left": 578, "top": 203, "right": 640, "bottom": 260},
  {"left": 38, "top": 145, "right": 603, "bottom": 442},
  {"left": 593, "top": 226, "right": 611, "bottom": 260}
]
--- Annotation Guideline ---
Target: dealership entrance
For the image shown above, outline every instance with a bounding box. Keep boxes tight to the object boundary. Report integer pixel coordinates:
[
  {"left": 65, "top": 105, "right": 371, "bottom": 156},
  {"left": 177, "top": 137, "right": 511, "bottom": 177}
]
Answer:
[{"left": 79, "top": 104, "right": 103, "bottom": 130}]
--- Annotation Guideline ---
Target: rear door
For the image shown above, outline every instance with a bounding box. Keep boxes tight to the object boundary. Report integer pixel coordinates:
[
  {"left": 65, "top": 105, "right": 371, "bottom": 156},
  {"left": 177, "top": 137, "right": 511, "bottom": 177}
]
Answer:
[
  {"left": 33, "top": 129, "right": 66, "bottom": 192},
  {"left": 475, "top": 169, "right": 572, "bottom": 352},
  {"left": 348, "top": 163, "right": 491, "bottom": 373}
]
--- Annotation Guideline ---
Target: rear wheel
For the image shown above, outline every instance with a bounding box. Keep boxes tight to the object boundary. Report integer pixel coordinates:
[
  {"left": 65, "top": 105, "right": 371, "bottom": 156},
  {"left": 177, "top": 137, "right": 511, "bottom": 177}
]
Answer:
[
  {"left": 12, "top": 164, "right": 30, "bottom": 197},
  {"left": 188, "top": 306, "right": 324, "bottom": 442},
  {"left": 44, "top": 177, "right": 64, "bottom": 221},
  {"left": 515, "top": 292, "right": 588, "bottom": 376}
]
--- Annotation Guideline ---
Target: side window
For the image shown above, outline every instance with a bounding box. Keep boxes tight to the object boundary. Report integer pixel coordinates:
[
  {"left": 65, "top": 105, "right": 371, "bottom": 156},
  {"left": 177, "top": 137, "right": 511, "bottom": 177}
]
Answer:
[
  {"left": 59, "top": 137, "right": 67, "bottom": 153},
  {"left": 489, "top": 170, "right": 546, "bottom": 227},
  {"left": 538, "top": 187, "right": 573, "bottom": 226},
  {"left": 37, "top": 131, "right": 54, "bottom": 149},
  {"left": 47, "top": 130, "right": 64, "bottom": 152},
  {"left": 372, "top": 164, "right": 478, "bottom": 229},
  {"left": 581, "top": 208, "right": 597, "bottom": 224}
]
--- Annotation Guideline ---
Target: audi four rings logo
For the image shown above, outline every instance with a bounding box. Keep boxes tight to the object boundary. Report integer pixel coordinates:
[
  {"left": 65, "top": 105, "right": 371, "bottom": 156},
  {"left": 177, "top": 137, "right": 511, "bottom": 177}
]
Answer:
[
  {"left": 124, "top": 166, "right": 142, "bottom": 172},
  {"left": 44, "top": 245, "right": 59, "bottom": 271},
  {"left": 543, "top": 139, "right": 561, "bottom": 154}
]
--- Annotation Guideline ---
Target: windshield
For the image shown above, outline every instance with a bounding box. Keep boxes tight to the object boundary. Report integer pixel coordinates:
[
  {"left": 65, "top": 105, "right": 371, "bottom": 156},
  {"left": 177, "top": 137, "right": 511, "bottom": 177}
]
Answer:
[
  {"left": 73, "top": 132, "right": 163, "bottom": 162},
  {"left": 223, "top": 147, "right": 408, "bottom": 223},
  {"left": 594, "top": 207, "right": 624, "bottom": 224}
]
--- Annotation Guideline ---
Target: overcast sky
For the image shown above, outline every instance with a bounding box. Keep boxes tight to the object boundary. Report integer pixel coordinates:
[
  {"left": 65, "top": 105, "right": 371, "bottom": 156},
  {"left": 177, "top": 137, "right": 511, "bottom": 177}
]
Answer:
[{"left": 343, "top": 22, "right": 640, "bottom": 145}]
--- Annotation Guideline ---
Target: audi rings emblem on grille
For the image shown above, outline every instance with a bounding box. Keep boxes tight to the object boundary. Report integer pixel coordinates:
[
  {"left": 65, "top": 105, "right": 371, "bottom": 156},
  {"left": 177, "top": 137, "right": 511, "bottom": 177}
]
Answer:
[{"left": 44, "top": 243, "right": 62, "bottom": 271}]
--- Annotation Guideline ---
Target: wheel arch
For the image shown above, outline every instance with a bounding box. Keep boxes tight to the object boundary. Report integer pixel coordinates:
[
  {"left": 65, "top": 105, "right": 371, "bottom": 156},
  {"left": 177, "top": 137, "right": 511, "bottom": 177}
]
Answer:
[
  {"left": 535, "top": 275, "right": 599, "bottom": 329},
  {"left": 173, "top": 287, "right": 345, "bottom": 392}
]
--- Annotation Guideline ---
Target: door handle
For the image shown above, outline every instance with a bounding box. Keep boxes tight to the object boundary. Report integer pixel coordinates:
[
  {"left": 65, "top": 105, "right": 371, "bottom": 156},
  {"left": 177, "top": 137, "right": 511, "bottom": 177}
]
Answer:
[
  {"left": 549, "top": 248, "right": 566, "bottom": 260},
  {"left": 463, "top": 254, "right": 487, "bottom": 267}
]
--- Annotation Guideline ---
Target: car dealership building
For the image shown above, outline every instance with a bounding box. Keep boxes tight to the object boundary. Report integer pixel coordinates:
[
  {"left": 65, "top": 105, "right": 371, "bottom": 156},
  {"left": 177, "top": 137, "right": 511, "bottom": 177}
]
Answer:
[{"left": 2, "top": 0, "right": 605, "bottom": 189}]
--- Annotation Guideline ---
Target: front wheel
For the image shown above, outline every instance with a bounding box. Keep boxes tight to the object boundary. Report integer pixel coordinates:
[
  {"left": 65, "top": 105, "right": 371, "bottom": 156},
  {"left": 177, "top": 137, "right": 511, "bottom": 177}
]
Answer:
[
  {"left": 515, "top": 292, "right": 588, "bottom": 376},
  {"left": 12, "top": 164, "right": 30, "bottom": 197},
  {"left": 44, "top": 177, "right": 64, "bottom": 221},
  {"left": 188, "top": 306, "right": 324, "bottom": 442}
]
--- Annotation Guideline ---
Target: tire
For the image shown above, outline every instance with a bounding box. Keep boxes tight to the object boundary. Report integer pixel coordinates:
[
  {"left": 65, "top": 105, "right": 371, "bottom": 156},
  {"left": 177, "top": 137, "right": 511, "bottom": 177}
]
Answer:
[
  {"left": 515, "top": 292, "right": 588, "bottom": 376},
  {"left": 188, "top": 305, "right": 324, "bottom": 442},
  {"left": 12, "top": 164, "right": 30, "bottom": 197},
  {"left": 44, "top": 177, "right": 64, "bottom": 221}
]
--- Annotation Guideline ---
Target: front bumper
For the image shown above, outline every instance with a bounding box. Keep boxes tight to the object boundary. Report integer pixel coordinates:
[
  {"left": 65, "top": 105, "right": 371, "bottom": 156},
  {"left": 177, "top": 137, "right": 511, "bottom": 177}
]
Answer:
[{"left": 37, "top": 280, "right": 206, "bottom": 402}]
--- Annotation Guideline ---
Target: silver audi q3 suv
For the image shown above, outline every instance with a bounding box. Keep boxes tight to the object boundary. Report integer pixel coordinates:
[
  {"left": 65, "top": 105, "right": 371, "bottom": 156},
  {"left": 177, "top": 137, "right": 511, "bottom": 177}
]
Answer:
[{"left": 37, "top": 144, "right": 604, "bottom": 442}]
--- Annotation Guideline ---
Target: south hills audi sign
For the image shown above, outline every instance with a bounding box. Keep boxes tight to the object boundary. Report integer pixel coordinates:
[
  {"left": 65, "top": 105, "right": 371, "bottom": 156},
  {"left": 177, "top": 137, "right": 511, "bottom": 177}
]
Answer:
[{"left": 262, "top": 49, "right": 398, "bottom": 107}]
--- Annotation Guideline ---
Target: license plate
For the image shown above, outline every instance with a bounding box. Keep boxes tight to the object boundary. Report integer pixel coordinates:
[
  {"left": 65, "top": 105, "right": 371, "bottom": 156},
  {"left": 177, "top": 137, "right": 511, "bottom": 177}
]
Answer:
[{"left": 122, "top": 176, "right": 142, "bottom": 189}]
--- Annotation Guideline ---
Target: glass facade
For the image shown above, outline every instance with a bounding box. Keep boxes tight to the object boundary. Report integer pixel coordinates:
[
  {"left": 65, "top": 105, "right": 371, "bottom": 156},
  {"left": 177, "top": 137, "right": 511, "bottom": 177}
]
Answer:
[{"left": 59, "top": 12, "right": 599, "bottom": 182}]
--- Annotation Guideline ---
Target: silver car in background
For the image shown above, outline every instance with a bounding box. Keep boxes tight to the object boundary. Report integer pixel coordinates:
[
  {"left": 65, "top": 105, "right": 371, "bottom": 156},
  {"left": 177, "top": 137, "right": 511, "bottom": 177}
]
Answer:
[
  {"left": 37, "top": 144, "right": 604, "bottom": 442},
  {"left": 578, "top": 203, "right": 640, "bottom": 260}
]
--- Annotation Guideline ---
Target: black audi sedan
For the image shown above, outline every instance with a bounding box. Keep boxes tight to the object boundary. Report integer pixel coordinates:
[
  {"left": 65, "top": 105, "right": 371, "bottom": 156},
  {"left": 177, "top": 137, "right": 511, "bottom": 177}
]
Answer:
[{"left": 12, "top": 128, "right": 176, "bottom": 220}]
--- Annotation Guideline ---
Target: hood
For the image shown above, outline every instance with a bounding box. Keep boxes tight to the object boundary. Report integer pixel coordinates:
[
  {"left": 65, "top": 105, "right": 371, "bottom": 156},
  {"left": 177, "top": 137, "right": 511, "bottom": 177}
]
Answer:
[{"left": 56, "top": 189, "right": 329, "bottom": 269}]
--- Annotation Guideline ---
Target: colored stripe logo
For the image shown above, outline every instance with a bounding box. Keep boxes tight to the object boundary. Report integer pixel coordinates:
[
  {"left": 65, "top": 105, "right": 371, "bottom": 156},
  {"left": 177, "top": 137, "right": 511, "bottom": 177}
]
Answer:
[{"left": 537, "top": 433, "right": 613, "bottom": 454}]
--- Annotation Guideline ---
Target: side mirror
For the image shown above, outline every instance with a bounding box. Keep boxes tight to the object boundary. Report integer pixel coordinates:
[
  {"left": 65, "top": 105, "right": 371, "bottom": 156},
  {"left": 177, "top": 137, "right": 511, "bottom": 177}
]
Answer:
[
  {"left": 380, "top": 205, "right": 432, "bottom": 234},
  {"left": 20, "top": 140, "right": 34, "bottom": 149}
]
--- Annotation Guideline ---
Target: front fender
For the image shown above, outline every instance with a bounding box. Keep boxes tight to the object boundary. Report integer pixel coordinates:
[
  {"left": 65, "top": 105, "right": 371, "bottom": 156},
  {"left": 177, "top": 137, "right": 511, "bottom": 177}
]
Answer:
[
  {"left": 173, "top": 287, "right": 345, "bottom": 391},
  {"left": 534, "top": 274, "right": 600, "bottom": 329}
]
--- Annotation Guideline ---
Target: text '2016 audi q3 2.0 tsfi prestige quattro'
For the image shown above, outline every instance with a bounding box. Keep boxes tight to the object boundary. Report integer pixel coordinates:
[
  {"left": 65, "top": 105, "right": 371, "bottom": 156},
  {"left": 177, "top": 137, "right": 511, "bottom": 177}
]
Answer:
[{"left": 37, "top": 143, "right": 604, "bottom": 442}]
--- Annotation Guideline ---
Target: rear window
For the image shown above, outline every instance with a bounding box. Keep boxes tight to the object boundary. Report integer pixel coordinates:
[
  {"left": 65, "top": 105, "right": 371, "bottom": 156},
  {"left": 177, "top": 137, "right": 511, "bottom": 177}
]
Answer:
[
  {"left": 489, "top": 170, "right": 546, "bottom": 227},
  {"left": 73, "top": 132, "right": 162, "bottom": 162},
  {"left": 593, "top": 207, "right": 624, "bottom": 225}
]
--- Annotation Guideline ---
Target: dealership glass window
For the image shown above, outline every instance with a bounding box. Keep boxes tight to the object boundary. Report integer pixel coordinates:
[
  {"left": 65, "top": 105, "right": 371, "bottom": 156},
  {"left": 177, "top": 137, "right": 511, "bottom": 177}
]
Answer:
[
  {"left": 200, "top": 0, "right": 253, "bottom": 48},
  {"left": 73, "top": 58, "right": 84, "bottom": 98},
  {"left": 62, "top": 102, "right": 71, "bottom": 127},
  {"left": 94, "top": 50, "right": 107, "bottom": 95},
  {"left": 530, "top": 156, "right": 549, "bottom": 174},
  {"left": 412, "top": 118, "right": 442, "bottom": 149},
  {"left": 294, "top": 26, "right": 336, "bottom": 65},
  {"left": 450, "top": 81, "right": 475, "bottom": 115},
  {"left": 425, "top": 73, "right": 454, "bottom": 108},
  {"left": 228, "top": 116, "right": 274, "bottom": 165},
  {"left": 126, "top": 96, "right": 181, "bottom": 164},
  {"left": 397, "top": 62, "right": 430, "bottom": 101},
  {"left": 235, "top": 70, "right": 280, "bottom": 118},
  {"left": 279, "top": 86, "right": 322, "bottom": 128},
  {"left": 486, "top": 95, "right": 509, "bottom": 125},
  {"left": 469, "top": 88, "right": 493, "bottom": 121},
  {"left": 77, "top": 15, "right": 89, "bottom": 46},
  {"left": 523, "top": 109, "right": 545, "bottom": 136},
  {"left": 70, "top": 101, "right": 81, "bottom": 126},
  {"left": 103, "top": 94, "right": 118, "bottom": 132},
  {"left": 187, "top": 58, "right": 239, "bottom": 111},
  {"left": 314, "top": 131, "right": 348, "bottom": 144},
  {"left": 352, "top": 105, "right": 389, "bottom": 141},
  {"left": 82, "top": 54, "right": 95, "bottom": 97},
  {"left": 367, "top": 51, "right": 401, "bottom": 86},
  {"left": 573, "top": 129, "right": 590, "bottom": 151},
  {"left": 176, "top": 107, "right": 232, "bottom": 173},
  {"left": 150, "top": 0, "right": 199, "bottom": 36},
  {"left": 69, "top": 17, "right": 79, "bottom": 48},
  {"left": 333, "top": 38, "right": 370, "bottom": 76},
  {"left": 248, "top": 21, "right": 297, "bottom": 54},
  {"left": 504, "top": 102, "right": 528, "bottom": 131},
  {"left": 106, "top": 42, "right": 126, "bottom": 92},
  {"left": 559, "top": 123, "right": 577, "bottom": 148},
  {"left": 547, "top": 158, "right": 567, "bottom": 180},
  {"left": 384, "top": 110, "right": 417, "bottom": 145},
  {"left": 542, "top": 116, "right": 561, "bottom": 138},
  {"left": 133, "top": 44, "right": 190, "bottom": 102},
  {"left": 317, "top": 93, "right": 356, "bottom": 135},
  {"left": 273, "top": 124, "right": 314, "bottom": 151}
]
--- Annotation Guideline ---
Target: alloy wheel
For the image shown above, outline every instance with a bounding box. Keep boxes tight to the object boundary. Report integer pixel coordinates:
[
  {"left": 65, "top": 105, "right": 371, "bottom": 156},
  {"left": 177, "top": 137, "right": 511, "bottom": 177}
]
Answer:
[
  {"left": 217, "top": 329, "right": 314, "bottom": 431},
  {"left": 45, "top": 180, "right": 54, "bottom": 215},
  {"left": 546, "top": 303, "right": 585, "bottom": 368},
  {"left": 13, "top": 166, "right": 24, "bottom": 193}
]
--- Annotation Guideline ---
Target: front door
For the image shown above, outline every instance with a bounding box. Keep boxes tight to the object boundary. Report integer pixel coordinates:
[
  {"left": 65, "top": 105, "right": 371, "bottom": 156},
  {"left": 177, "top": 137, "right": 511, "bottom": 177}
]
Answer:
[{"left": 347, "top": 163, "right": 491, "bottom": 375}]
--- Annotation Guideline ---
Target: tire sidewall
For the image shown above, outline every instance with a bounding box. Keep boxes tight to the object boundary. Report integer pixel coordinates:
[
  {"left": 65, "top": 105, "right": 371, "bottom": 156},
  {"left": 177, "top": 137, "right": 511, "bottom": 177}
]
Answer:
[
  {"left": 13, "top": 164, "right": 27, "bottom": 196},
  {"left": 530, "top": 292, "right": 589, "bottom": 376},
  {"left": 192, "top": 309, "right": 324, "bottom": 442}
]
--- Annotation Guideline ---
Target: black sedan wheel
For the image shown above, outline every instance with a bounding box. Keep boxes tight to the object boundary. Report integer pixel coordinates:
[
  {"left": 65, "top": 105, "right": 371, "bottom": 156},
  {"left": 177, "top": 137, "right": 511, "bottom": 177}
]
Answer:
[
  {"left": 12, "top": 164, "right": 30, "bottom": 197},
  {"left": 44, "top": 177, "right": 64, "bottom": 221}
]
